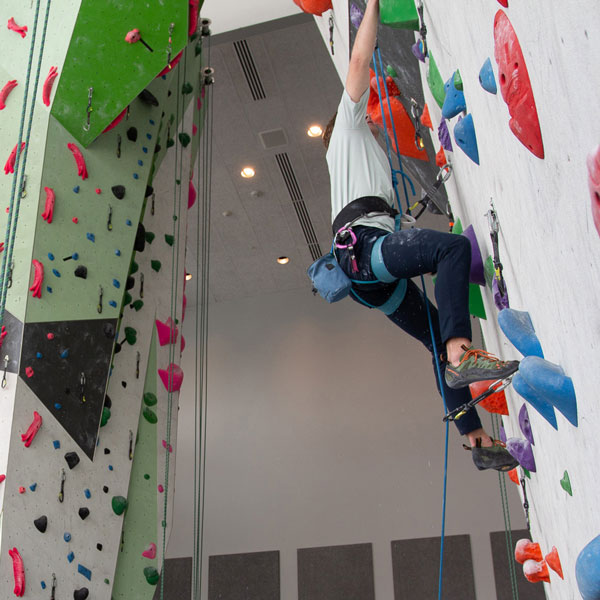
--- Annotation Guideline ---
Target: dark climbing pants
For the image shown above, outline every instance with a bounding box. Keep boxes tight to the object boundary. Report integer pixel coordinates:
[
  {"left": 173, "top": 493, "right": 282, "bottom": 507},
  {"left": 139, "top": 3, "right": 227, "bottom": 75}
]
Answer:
[{"left": 337, "top": 225, "right": 482, "bottom": 435}]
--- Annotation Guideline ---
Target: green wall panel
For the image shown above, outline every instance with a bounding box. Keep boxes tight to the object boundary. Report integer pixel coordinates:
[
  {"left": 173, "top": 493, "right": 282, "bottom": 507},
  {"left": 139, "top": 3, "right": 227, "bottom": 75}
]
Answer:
[
  {"left": 112, "top": 329, "right": 158, "bottom": 599},
  {"left": 51, "top": 0, "right": 189, "bottom": 147}
]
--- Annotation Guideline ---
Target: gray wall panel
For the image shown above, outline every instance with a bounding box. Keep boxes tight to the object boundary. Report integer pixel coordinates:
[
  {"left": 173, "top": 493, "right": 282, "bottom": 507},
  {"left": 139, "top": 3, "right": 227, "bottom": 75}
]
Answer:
[{"left": 152, "top": 557, "right": 192, "bottom": 600}]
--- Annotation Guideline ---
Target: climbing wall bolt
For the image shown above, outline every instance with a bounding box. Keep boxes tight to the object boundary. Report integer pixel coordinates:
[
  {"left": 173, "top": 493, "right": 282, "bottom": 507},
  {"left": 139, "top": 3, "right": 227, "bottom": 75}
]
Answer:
[
  {"left": 83, "top": 87, "right": 93, "bottom": 132},
  {"left": 140, "top": 273, "right": 144, "bottom": 298},
  {"left": 58, "top": 468, "right": 66, "bottom": 502},
  {"left": 97, "top": 286, "right": 103, "bottom": 314},
  {"left": 136, "top": 351, "right": 140, "bottom": 379},
  {"left": 107, "top": 205, "right": 113, "bottom": 231},
  {"left": 203, "top": 67, "right": 215, "bottom": 85}
]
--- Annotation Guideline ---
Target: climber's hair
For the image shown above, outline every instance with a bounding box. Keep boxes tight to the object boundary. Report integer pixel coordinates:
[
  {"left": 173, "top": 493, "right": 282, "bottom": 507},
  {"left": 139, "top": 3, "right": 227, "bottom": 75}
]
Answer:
[{"left": 322, "top": 111, "right": 338, "bottom": 150}]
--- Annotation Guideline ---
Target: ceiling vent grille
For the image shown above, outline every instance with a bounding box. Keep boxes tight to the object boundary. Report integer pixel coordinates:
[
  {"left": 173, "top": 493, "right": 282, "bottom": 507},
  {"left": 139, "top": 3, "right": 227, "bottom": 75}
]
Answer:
[
  {"left": 259, "top": 128, "right": 288, "bottom": 149},
  {"left": 275, "top": 153, "right": 322, "bottom": 261},
  {"left": 233, "top": 40, "right": 266, "bottom": 101}
]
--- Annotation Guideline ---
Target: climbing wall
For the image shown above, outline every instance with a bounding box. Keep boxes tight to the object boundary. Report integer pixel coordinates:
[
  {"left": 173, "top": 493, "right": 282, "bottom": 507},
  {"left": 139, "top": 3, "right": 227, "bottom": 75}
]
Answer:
[
  {"left": 406, "top": 1, "right": 599, "bottom": 598},
  {"left": 0, "top": 0, "right": 205, "bottom": 597}
]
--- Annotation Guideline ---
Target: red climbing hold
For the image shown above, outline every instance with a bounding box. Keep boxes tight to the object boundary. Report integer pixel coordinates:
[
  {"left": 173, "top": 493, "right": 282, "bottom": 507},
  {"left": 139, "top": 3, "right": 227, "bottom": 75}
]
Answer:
[
  {"left": 515, "top": 539, "right": 543, "bottom": 563},
  {"left": 0, "top": 474, "right": 5, "bottom": 484},
  {"left": 42, "top": 187, "right": 55, "bottom": 224},
  {"left": 21, "top": 411, "right": 42, "bottom": 448},
  {"left": 42, "top": 66, "right": 58, "bottom": 107},
  {"left": 0, "top": 80, "right": 18, "bottom": 110},
  {"left": 435, "top": 147, "right": 447, "bottom": 168},
  {"left": 142, "top": 542, "right": 157, "bottom": 559},
  {"left": 497, "top": 0, "right": 509, "bottom": 6},
  {"left": 494, "top": 11, "right": 544, "bottom": 159},
  {"left": 4, "top": 142, "right": 25, "bottom": 175},
  {"left": 293, "top": 0, "right": 333, "bottom": 16},
  {"left": 7, "top": 18, "right": 27, "bottom": 38},
  {"left": 523, "top": 559, "right": 550, "bottom": 584},
  {"left": 545, "top": 546, "right": 564, "bottom": 579},
  {"left": 469, "top": 379, "right": 509, "bottom": 415},
  {"left": 189, "top": 0, "right": 200, "bottom": 36},
  {"left": 420, "top": 103, "right": 433, "bottom": 130},
  {"left": 25, "top": 367, "right": 34, "bottom": 378},
  {"left": 587, "top": 145, "right": 600, "bottom": 237},
  {"left": 8, "top": 547, "right": 25, "bottom": 597},
  {"left": 72, "top": 217, "right": 78, "bottom": 224},
  {"left": 102, "top": 107, "right": 127, "bottom": 133},
  {"left": 67, "top": 143, "right": 88, "bottom": 180},
  {"left": 29, "top": 260, "right": 43, "bottom": 298}
]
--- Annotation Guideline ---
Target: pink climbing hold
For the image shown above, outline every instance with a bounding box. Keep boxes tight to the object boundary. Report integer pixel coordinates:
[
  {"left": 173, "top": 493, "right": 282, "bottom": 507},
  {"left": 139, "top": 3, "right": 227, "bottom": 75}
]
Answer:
[
  {"left": 29, "top": 259, "right": 43, "bottom": 298},
  {"left": 102, "top": 107, "right": 127, "bottom": 133},
  {"left": 25, "top": 367, "right": 34, "bottom": 378},
  {"left": 72, "top": 217, "right": 78, "bottom": 224},
  {"left": 142, "top": 542, "right": 157, "bottom": 559},
  {"left": 47, "top": 332, "right": 54, "bottom": 340},
  {"left": 158, "top": 363, "right": 184, "bottom": 392},
  {"left": 156, "top": 318, "right": 178, "bottom": 346},
  {"left": 67, "top": 143, "right": 88, "bottom": 180},
  {"left": 21, "top": 411, "right": 42, "bottom": 448},
  {"left": 8, "top": 547, "right": 25, "bottom": 597},
  {"left": 157, "top": 484, "right": 164, "bottom": 493},
  {"left": 192, "top": 123, "right": 198, "bottom": 136},
  {"left": 188, "top": 180, "right": 196, "bottom": 209},
  {"left": 162, "top": 440, "right": 173, "bottom": 452},
  {"left": 42, "top": 187, "right": 55, "bottom": 224},
  {"left": 0, "top": 474, "right": 5, "bottom": 484},
  {"left": 42, "top": 66, "right": 58, "bottom": 107},
  {"left": 0, "top": 80, "right": 18, "bottom": 110},
  {"left": 0, "top": 325, "right": 7, "bottom": 348},
  {"left": 7, "top": 18, "right": 27, "bottom": 38},
  {"left": 180, "top": 334, "right": 186, "bottom": 353},
  {"left": 125, "top": 28, "right": 141, "bottom": 43},
  {"left": 182, "top": 294, "right": 187, "bottom": 322},
  {"left": 587, "top": 145, "right": 600, "bottom": 237},
  {"left": 494, "top": 10, "right": 544, "bottom": 159},
  {"left": 4, "top": 142, "right": 26, "bottom": 175}
]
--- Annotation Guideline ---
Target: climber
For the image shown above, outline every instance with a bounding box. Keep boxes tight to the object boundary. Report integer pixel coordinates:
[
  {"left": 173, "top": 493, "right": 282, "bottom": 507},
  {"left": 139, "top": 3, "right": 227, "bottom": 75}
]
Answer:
[{"left": 323, "top": 0, "right": 519, "bottom": 471}]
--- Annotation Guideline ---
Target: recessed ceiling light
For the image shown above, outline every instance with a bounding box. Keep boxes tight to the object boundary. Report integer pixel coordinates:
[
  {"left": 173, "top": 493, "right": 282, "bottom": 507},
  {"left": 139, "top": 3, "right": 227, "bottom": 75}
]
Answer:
[
  {"left": 241, "top": 167, "right": 255, "bottom": 178},
  {"left": 277, "top": 256, "right": 290, "bottom": 265},
  {"left": 307, "top": 125, "right": 323, "bottom": 138},
  {"left": 185, "top": 272, "right": 193, "bottom": 281}
]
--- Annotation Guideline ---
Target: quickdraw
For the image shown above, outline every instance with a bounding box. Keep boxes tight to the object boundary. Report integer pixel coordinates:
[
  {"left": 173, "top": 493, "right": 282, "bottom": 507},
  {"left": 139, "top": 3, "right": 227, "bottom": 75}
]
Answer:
[{"left": 487, "top": 205, "right": 508, "bottom": 298}]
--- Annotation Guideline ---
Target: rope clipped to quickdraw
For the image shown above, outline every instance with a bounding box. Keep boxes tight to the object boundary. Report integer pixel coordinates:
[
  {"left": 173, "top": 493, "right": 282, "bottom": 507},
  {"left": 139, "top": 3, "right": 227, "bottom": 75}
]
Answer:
[
  {"left": 0, "top": 0, "right": 52, "bottom": 330},
  {"left": 372, "top": 40, "right": 451, "bottom": 600},
  {"left": 192, "top": 29, "right": 214, "bottom": 600}
]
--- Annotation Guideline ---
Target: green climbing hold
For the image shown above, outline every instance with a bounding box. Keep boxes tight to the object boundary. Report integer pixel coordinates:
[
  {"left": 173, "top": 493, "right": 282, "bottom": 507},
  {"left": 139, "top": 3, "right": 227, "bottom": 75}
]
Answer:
[
  {"left": 468, "top": 283, "right": 487, "bottom": 320},
  {"left": 451, "top": 218, "right": 463, "bottom": 235},
  {"left": 123, "top": 292, "right": 132, "bottom": 305},
  {"left": 144, "top": 392, "right": 158, "bottom": 407},
  {"left": 111, "top": 495, "right": 128, "bottom": 516},
  {"left": 131, "top": 300, "right": 144, "bottom": 311},
  {"left": 379, "top": 0, "right": 419, "bottom": 30},
  {"left": 427, "top": 52, "right": 446, "bottom": 109},
  {"left": 144, "top": 473, "right": 150, "bottom": 480},
  {"left": 124, "top": 327, "right": 137, "bottom": 345},
  {"left": 386, "top": 65, "right": 398, "bottom": 78},
  {"left": 145, "top": 232, "right": 155, "bottom": 244},
  {"left": 195, "top": 42, "right": 202, "bottom": 57},
  {"left": 129, "top": 261, "right": 139, "bottom": 275},
  {"left": 523, "top": 468, "right": 531, "bottom": 479},
  {"left": 100, "top": 407, "right": 111, "bottom": 427},
  {"left": 151, "top": 260, "right": 162, "bottom": 272},
  {"left": 453, "top": 69, "right": 463, "bottom": 91},
  {"left": 143, "top": 407, "right": 158, "bottom": 424},
  {"left": 484, "top": 255, "right": 495, "bottom": 289},
  {"left": 560, "top": 470, "right": 573, "bottom": 496},
  {"left": 166, "top": 138, "right": 175, "bottom": 148},
  {"left": 178, "top": 133, "right": 191, "bottom": 147},
  {"left": 144, "top": 566, "right": 159, "bottom": 586},
  {"left": 164, "top": 235, "right": 174, "bottom": 246},
  {"left": 181, "top": 82, "right": 193, "bottom": 95},
  {"left": 104, "top": 579, "right": 110, "bottom": 585},
  {"left": 190, "top": 32, "right": 199, "bottom": 42}
]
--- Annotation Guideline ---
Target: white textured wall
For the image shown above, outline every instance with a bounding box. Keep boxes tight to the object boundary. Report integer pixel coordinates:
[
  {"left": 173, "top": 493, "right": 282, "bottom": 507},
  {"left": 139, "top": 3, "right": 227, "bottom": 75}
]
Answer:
[{"left": 416, "top": 1, "right": 600, "bottom": 598}]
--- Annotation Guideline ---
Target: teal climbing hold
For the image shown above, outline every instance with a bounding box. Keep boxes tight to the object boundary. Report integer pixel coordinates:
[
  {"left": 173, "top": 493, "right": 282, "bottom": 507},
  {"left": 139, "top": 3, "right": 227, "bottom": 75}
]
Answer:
[
  {"left": 442, "top": 71, "right": 466, "bottom": 119},
  {"left": 479, "top": 57, "right": 497, "bottom": 94},
  {"left": 453, "top": 114, "right": 479, "bottom": 165},
  {"left": 519, "top": 356, "right": 577, "bottom": 427},
  {"left": 576, "top": 535, "right": 600, "bottom": 599},
  {"left": 513, "top": 372, "right": 558, "bottom": 429},
  {"left": 498, "top": 309, "right": 544, "bottom": 358}
]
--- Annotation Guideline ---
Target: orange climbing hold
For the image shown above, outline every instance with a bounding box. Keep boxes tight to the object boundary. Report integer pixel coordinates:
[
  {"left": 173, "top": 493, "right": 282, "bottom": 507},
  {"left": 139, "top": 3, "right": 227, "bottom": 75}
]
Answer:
[
  {"left": 469, "top": 379, "right": 509, "bottom": 415},
  {"left": 523, "top": 559, "right": 551, "bottom": 584},
  {"left": 435, "top": 147, "right": 447, "bottom": 168},
  {"left": 545, "top": 547, "right": 564, "bottom": 579},
  {"left": 420, "top": 103, "right": 433, "bottom": 130},
  {"left": 293, "top": 0, "right": 332, "bottom": 16},
  {"left": 507, "top": 468, "right": 520, "bottom": 486},
  {"left": 515, "top": 539, "right": 543, "bottom": 564}
]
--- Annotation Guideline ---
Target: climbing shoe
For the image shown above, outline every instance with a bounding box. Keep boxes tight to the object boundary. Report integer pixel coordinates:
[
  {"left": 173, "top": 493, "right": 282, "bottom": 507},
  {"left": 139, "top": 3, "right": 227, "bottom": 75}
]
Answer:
[
  {"left": 465, "top": 438, "right": 520, "bottom": 472},
  {"left": 445, "top": 345, "right": 519, "bottom": 389}
]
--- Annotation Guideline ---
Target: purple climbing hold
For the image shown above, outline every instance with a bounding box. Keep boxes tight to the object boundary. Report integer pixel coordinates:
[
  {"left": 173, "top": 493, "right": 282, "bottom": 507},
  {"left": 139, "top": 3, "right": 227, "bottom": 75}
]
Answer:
[
  {"left": 438, "top": 119, "right": 453, "bottom": 151},
  {"left": 506, "top": 437, "right": 536, "bottom": 472},
  {"left": 519, "top": 404, "right": 534, "bottom": 445},
  {"left": 411, "top": 39, "right": 426, "bottom": 62},
  {"left": 462, "top": 225, "right": 486, "bottom": 286},
  {"left": 493, "top": 277, "right": 509, "bottom": 310},
  {"left": 350, "top": 3, "right": 363, "bottom": 28},
  {"left": 499, "top": 423, "right": 507, "bottom": 444}
]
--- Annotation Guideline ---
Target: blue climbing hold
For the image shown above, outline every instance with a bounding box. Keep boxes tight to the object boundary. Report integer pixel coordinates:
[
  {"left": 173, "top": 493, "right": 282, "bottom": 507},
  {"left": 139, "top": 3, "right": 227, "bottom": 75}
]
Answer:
[
  {"left": 576, "top": 535, "right": 600, "bottom": 599},
  {"left": 519, "top": 356, "right": 577, "bottom": 427},
  {"left": 453, "top": 114, "right": 479, "bottom": 165},
  {"left": 84, "top": 489, "right": 91, "bottom": 499},
  {"left": 48, "top": 253, "right": 55, "bottom": 261},
  {"left": 138, "top": 159, "right": 143, "bottom": 166},
  {"left": 46, "top": 286, "right": 53, "bottom": 293},
  {"left": 53, "top": 440, "right": 60, "bottom": 449},
  {"left": 29, "top": 483, "right": 37, "bottom": 491},
  {"left": 36, "top": 352, "right": 43, "bottom": 359},
  {"left": 513, "top": 373, "right": 558, "bottom": 429},
  {"left": 115, "top": 249, "right": 121, "bottom": 256},
  {"left": 64, "top": 532, "right": 72, "bottom": 542},
  {"left": 142, "top": 147, "right": 148, "bottom": 153},
  {"left": 109, "top": 300, "right": 117, "bottom": 308},
  {"left": 60, "top": 349, "right": 69, "bottom": 359},
  {"left": 108, "top": 465, "right": 113, "bottom": 471},
  {"left": 112, "top": 279, "right": 120, "bottom": 289},
  {"left": 54, "top": 403, "right": 62, "bottom": 410},
  {"left": 441, "top": 71, "right": 466, "bottom": 119},
  {"left": 52, "top": 269, "right": 61, "bottom": 277},
  {"left": 479, "top": 57, "right": 497, "bottom": 94},
  {"left": 73, "top": 186, "right": 80, "bottom": 193},
  {"left": 72, "top": 252, "right": 79, "bottom": 260},
  {"left": 41, "top": 581, "right": 46, "bottom": 589},
  {"left": 146, "top": 133, "right": 152, "bottom": 140},
  {"left": 498, "top": 308, "right": 544, "bottom": 358},
  {"left": 149, "top": 119, "right": 155, "bottom": 125},
  {"left": 86, "top": 233, "right": 95, "bottom": 242},
  {"left": 133, "top": 173, "right": 139, "bottom": 179},
  {"left": 126, "top": 219, "right": 132, "bottom": 226},
  {"left": 78, "top": 564, "right": 92, "bottom": 581},
  {"left": 67, "top": 551, "right": 74, "bottom": 563}
]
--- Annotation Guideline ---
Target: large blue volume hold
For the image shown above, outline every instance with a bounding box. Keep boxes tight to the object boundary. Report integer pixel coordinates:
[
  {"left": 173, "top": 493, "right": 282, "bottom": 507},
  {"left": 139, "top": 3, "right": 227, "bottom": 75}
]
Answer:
[
  {"left": 454, "top": 114, "right": 480, "bottom": 165},
  {"left": 498, "top": 308, "right": 544, "bottom": 358},
  {"left": 577, "top": 535, "right": 600, "bottom": 600},
  {"left": 479, "top": 57, "right": 497, "bottom": 94},
  {"left": 442, "top": 72, "right": 466, "bottom": 119},
  {"left": 513, "top": 373, "right": 558, "bottom": 429}
]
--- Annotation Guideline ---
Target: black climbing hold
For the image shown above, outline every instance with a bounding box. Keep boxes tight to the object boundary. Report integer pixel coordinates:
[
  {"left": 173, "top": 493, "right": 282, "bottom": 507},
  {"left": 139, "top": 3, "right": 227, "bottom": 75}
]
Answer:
[
  {"left": 34, "top": 515, "right": 48, "bottom": 533},
  {"left": 78, "top": 507, "right": 90, "bottom": 520},
  {"left": 179, "top": 132, "right": 191, "bottom": 147},
  {"left": 114, "top": 342, "right": 122, "bottom": 354},
  {"left": 126, "top": 276, "right": 135, "bottom": 291},
  {"left": 138, "top": 89, "right": 159, "bottom": 107},
  {"left": 135, "top": 223, "right": 146, "bottom": 252},
  {"left": 111, "top": 185, "right": 126, "bottom": 200},
  {"left": 104, "top": 448, "right": 111, "bottom": 455},
  {"left": 167, "top": 90, "right": 172, "bottom": 97},
  {"left": 154, "top": 144, "right": 161, "bottom": 154},
  {"left": 103, "top": 486, "right": 109, "bottom": 493},
  {"left": 182, "top": 82, "right": 193, "bottom": 95},
  {"left": 65, "top": 452, "right": 80, "bottom": 470},
  {"left": 126, "top": 127, "right": 138, "bottom": 142},
  {"left": 121, "top": 381, "right": 127, "bottom": 388},
  {"left": 104, "top": 395, "right": 112, "bottom": 409},
  {"left": 103, "top": 323, "right": 115, "bottom": 339},
  {"left": 73, "top": 587, "right": 89, "bottom": 600},
  {"left": 145, "top": 185, "right": 153, "bottom": 198},
  {"left": 129, "top": 261, "right": 139, "bottom": 275},
  {"left": 97, "top": 543, "right": 103, "bottom": 551},
  {"left": 74, "top": 266, "right": 87, "bottom": 279}
]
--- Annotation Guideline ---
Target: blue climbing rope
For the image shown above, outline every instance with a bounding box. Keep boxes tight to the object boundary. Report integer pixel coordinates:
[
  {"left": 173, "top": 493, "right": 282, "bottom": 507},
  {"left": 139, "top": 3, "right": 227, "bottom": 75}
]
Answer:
[{"left": 371, "top": 47, "right": 450, "bottom": 600}]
